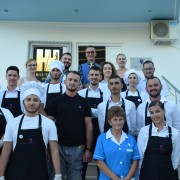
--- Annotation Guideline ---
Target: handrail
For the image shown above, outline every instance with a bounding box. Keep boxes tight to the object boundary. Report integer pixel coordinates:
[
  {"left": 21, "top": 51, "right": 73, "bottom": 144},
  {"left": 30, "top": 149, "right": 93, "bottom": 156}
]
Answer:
[
  {"left": 161, "top": 75, "right": 180, "bottom": 104},
  {"left": 162, "top": 76, "right": 180, "bottom": 94}
]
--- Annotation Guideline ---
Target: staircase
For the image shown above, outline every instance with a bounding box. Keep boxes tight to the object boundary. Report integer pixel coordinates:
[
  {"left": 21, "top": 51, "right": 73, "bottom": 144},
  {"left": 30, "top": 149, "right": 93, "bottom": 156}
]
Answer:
[{"left": 86, "top": 160, "right": 97, "bottom": 180}]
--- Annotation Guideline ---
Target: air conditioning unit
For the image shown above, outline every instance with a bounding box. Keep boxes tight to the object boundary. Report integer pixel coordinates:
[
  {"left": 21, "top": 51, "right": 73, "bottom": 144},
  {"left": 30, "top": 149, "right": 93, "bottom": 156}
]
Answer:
[{"left": 150, "top": 20, "right": 178, "bottom": 45}]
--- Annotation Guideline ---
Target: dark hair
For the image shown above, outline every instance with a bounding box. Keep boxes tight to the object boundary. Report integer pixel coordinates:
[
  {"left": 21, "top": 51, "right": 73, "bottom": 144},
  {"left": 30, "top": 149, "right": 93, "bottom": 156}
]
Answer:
[
  {"left": 100, "top": 61, "right": 116, "bottom": 80},
  {"left": 85, "top": 45, "right": 96, "bottom": 51},
  {"left": 146, "top": 76, "right": 162, "bottom": 87},
  {"left": 108, "top": 74, "right": 122, "bottom": 84},
  {"left": 107, "top": 106, "right": 126, "bottom": 122},
  {"left": 149, "top": 100, "right": 165, "bottom": 110},
  {"left": 66, "top": 70, "right": 81, "bottom": 79},
  {"left": 116, "top": 53, "right": 127, "bottom": 60},
  {"left": 143, "top": 60, "right": 154, "bottom": 68},
  {"left": 6, "top": 66, "right": 19, "bottom": 75},
  {"left": 89, "top": 66, "right": 100, "bottom": 72},
  {"left": 61, "top": 52, "right": 72, "bottom": 58}
]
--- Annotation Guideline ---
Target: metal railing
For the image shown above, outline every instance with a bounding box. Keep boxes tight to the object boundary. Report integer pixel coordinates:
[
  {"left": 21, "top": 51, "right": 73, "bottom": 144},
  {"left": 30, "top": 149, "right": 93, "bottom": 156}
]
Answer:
[{"left": 161, "top": 76, "right": 180, "bottom": 105}]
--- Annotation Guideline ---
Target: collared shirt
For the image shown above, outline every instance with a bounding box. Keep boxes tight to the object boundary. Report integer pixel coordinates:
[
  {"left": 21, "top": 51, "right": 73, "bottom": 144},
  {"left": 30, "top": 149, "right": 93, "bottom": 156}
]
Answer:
[
  {"left": 136, "top": 96, "right": 180, "bottom": 133},
  {"left": 137, "top": 77, "right": 169, "bottom": 98},
  {"left": 97, "top": 97, "right": 136, "bottom": 135},
  {"left": 93, "top": 129, "right": 140, "bottom": 180},
  {"left": 137, "top": 123, "right": 180, "bottom": 169},
  {"left": 78, "top": 86, "right": 105, "bottom": 118},
  {"left": 0, "top": 86, "right": 24, "bottom": 112}
]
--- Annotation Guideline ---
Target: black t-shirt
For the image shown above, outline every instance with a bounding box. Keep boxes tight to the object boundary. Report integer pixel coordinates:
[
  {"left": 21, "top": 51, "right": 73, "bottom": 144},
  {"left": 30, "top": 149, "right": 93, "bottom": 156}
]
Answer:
[{"left": 48, "top": 93, "right": 91, "bottom": 146}]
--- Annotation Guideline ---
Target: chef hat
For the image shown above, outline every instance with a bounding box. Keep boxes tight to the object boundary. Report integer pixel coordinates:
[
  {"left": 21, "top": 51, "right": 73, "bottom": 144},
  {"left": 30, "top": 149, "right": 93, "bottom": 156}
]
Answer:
[
  {"left": 49, "top": 60, "right": 64, "bottom": 73},
  {"left": 20, "top": 81, "right": 45, "bottom": 100},
  {"left": 123, "top": 69, "right": 141, "bottom": 85}
]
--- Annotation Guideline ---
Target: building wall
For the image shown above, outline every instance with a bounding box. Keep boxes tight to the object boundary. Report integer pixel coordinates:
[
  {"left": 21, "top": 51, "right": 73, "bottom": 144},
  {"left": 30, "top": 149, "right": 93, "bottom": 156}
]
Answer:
[{"left": 0, "top": 21, "right": 180, "bottom": 90}]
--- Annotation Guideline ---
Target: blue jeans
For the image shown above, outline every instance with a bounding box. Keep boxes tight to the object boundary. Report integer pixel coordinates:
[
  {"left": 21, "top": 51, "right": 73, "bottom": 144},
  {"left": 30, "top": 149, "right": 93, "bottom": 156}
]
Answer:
[{"left": 58, "top": 145, "right": 84, "bottom": 180}]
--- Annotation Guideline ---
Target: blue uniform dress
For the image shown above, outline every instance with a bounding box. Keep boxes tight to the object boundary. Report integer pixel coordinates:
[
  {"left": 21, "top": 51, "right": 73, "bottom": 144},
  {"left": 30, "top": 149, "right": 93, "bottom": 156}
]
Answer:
[{"left": 93, "top": 129, "right": 140, "bottom": 180}]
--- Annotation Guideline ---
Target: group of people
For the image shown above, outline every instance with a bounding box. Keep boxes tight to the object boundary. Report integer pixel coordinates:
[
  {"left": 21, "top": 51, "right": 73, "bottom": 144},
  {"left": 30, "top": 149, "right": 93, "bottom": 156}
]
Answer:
[{"left": 0, "top": 45, "right": 179, "bottom": 180}]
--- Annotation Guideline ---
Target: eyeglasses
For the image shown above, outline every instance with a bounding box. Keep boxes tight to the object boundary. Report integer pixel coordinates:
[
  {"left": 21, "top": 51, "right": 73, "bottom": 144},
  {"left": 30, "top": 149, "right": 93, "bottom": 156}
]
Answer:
[
  {"left": 143, "top": 68, "right": 154, "bottom": 71},
  {"left": 86, "top": 51, "right": 95, "bottom": 54},
  {"left": 27, "top": 64, "right": 37, "bottom": 67}
]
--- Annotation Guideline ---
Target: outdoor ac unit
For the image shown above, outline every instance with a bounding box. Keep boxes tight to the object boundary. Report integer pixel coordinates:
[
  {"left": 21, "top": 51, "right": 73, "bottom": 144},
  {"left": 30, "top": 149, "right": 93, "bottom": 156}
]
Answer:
[{"left": 150, "top": 20, "right": 178, "bottom": 45}]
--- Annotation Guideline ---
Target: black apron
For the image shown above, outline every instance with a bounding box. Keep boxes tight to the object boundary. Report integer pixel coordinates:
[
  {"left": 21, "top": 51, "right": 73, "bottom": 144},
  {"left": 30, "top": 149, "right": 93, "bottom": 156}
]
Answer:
[
  {"left": 1, "top": 91, "right": 22, "bottom": 117},
  {"left": 140, "top": 124, "right": 178, "bottom": 180},
  {"left": 103, "top": 98, "right": 129, "bottom": 133},
  {"left": 85, "top": 89, "right": 103, "bottom": 152},
  {"left": 125, "top": 89, "right": 142, "bottom": 109},
  {"left": 0, "top": 109, "right": 6, "bottom": 154},
  {"left": 7, "top": 114, "right": 48, "bottom": 180},
  {"left": 44, "top": 83, "right": 62, "bottom": 113}
]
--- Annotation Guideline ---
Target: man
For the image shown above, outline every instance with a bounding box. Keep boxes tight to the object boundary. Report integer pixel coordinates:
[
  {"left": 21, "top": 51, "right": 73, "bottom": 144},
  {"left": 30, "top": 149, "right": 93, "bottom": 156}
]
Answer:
[
  {"left": 78, "top": 66, "right": 106, "bottom": 179},
  {"left": 0, "top": 66, "right": 23, "bottom": 117},
  {"left": 78, "top": 46, "right": 99, "bottom": 88},
  {"left": 0, "top": 81, "right": 62, "bottom": 180},
  {"left": 97, "top": 75, "right": 136, "bottom": 136},
  {"left": 48, "top": 71, "right": 93, "bottom": 180},
  {"left": 136, "top": 76, "right": 180, "bottom": 133},
  {"left": 0, "top": 107, "right": 14, "bottom": 154},
  {"left": 45, "top": 52, "right": 72, "bottom": 83},
  {"left": 43, "top": 60, "right": 66, "bottom": 114},
  {"left": 137, "top": 60, "right": 169, "bottom": 98}
]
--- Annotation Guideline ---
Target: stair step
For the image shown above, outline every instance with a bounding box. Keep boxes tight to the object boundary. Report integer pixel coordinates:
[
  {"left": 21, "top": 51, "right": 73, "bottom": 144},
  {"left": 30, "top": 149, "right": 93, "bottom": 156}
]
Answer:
[
  {"left": 86, "top": 175, "right": 97, "bottom": 180},
  {"left": 86, "top": 160, "right": 97, "bottom": 179}
]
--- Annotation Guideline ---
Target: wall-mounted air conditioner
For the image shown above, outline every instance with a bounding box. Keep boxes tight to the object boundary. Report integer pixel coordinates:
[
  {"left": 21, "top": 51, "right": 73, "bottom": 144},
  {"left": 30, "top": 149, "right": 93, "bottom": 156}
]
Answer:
[{"left": 150, "top": 20, "right": 178, "bottom": 45}]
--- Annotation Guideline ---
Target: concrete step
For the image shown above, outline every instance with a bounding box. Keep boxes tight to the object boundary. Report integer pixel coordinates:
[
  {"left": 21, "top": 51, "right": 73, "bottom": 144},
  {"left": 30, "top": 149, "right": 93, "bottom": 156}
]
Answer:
[{"left": 86, "top": 160, "right": 97, "bottom": 180}]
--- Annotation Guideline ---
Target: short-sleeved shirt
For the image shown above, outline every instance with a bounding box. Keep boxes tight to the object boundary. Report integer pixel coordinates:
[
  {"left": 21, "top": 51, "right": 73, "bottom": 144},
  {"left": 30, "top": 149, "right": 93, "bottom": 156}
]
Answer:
[
  {"left": 93, "top": 129, "right": 140, "bottom": 179},
  {"left": 48, "top": 93, "right": 91, "bottom": 146},
  {"left": 4, "top": 114, "right": 58, "bottom": 150}
]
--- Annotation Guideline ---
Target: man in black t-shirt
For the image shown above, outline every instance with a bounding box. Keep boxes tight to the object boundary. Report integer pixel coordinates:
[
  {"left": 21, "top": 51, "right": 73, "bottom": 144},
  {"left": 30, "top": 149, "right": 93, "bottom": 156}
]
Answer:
[{"left": 48, "top": 71, "right": 93, "bottom": 180}]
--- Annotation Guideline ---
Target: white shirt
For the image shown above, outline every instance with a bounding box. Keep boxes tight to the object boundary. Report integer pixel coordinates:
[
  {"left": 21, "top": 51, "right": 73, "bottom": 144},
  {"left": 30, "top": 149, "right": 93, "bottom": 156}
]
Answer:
[
  {"left": 99, "top": 81, "right": 111, "bottom": 99},
  {"left": 42, "top": 83, "right": 66, "bottom": 106},
  {"left": 121, "top": 90, "right": 146, "bottom": 102},
  {"left": 78, "top": 86, "right": 110, "bottom": 117},
  {"left": 137, "top": 123, "right": 180, "bottom": 169},
  {"left": 137, "top": 77, "right": 169, "bottom": 98},
  {"left": 97, "top": 97, "right": 137, "bottom": 135},
  {"left": 0, "top": 107, "right": 14, "bottom": 122},
  {"left": 4, "top": 114, "right": 58, "bottom": 150},
  {"left": 0, "top": 86, "right": 24, "bottom": 113},
  {"left": 136, "top": 96, "right": 180, "bottom": 133}
]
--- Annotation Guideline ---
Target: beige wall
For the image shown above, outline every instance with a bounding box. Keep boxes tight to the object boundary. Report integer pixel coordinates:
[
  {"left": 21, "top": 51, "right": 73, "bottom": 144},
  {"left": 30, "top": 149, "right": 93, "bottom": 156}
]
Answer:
[{"left": 0, "top": 21, "right": 180, "bottom": 89}]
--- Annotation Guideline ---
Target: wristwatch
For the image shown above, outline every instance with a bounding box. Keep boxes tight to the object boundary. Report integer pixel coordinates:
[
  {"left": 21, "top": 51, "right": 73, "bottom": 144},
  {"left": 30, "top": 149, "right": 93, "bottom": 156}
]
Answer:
[{"left": 85, "top": 147, "right": 92, "bottom": 152}]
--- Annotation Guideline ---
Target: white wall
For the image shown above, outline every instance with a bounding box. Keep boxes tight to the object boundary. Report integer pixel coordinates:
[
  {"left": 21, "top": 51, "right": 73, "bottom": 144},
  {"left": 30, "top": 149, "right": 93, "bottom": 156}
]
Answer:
[{"left": 0, "top": 21, "right": 180, "bottom": 90}]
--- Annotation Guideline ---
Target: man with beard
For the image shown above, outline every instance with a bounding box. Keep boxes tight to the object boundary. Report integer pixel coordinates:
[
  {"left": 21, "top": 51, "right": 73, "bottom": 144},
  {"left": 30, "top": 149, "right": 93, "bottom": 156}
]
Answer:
[
  {"left": 43, "top": 60, "right": 66, "bottom": 115},
  {"left": 136, "top": 76, "right": 180, "bottom": 133},
  {"left": 97, "top": 75, "right": 136, "bottom": 136},
  {"left": 0, "top": 81, "right": 62, "bottom": 180},
  {"left": 137, "top": 60, "right": 168, "bottom": 98},
  {"left": 45, "top": 52, "right": 72, "bottom": 84},
  {"left": 48, "top": 71, "right": 93, "bottom": 180}
]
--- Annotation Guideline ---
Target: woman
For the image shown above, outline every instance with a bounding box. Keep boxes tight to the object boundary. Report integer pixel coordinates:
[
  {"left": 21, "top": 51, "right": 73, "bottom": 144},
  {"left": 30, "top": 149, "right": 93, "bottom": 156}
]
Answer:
[
  {"left": 138, "top": 100, "right": 180, "bottom": 180},
  {"left": 18, "top": 59, "right": 40, "bottom": 87},
  {"left": 116, "top": 54, "right": 128, "bottom": 92},
  {"left": 121, "top": 69, "right": 145, "bottom": 109},
  {"left": 99, "top": 61, "right": 116, "bottom": 97},
  {"left": 93, "top": 106, "right": 140, "bottom": 180}
]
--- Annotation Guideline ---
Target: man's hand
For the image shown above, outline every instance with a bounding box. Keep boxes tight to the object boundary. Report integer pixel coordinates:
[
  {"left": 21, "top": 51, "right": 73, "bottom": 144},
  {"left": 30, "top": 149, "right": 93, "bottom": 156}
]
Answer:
[{"left": 83, "top": 150, "right": 92, "bottom": 162}]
